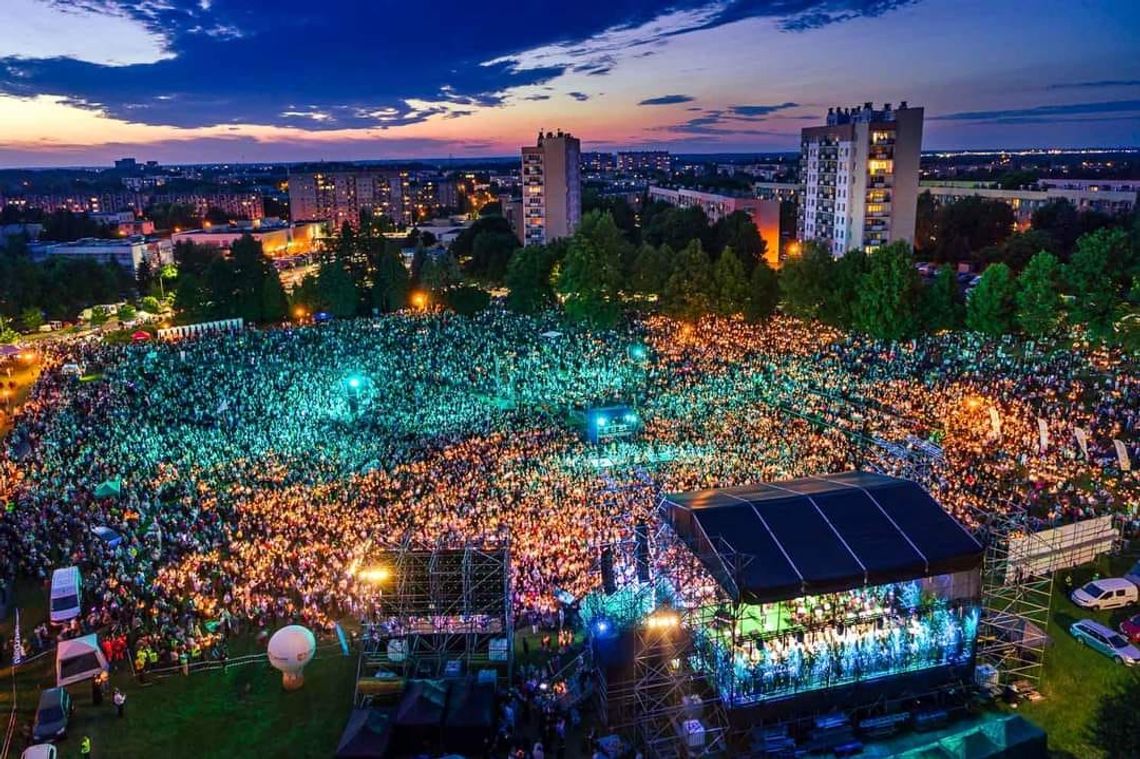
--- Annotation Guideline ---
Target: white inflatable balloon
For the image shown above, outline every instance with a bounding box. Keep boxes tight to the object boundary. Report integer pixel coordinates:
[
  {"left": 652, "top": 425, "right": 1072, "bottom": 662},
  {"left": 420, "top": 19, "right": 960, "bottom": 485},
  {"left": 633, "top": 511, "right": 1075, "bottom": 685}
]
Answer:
[{"left": 268, "top": 625, "right": 316, "bottom": 690}]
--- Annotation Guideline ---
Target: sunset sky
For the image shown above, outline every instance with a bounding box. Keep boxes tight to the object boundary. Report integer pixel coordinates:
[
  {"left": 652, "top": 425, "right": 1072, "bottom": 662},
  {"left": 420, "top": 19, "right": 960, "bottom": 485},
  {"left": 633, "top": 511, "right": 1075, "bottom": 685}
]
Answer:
[{"left": 0, "top": 0, "right": 1138, "bottom": 166}]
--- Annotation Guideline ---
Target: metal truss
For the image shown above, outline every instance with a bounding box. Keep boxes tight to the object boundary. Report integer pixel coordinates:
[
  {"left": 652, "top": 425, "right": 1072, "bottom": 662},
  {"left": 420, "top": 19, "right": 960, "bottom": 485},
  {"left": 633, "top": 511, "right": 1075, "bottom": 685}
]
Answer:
[
  {"left": 358, "top": 535, "right": 513, "bottom": 693},
  {"left": 973, "top": 505, "right": 1056, "bottom": 688}
]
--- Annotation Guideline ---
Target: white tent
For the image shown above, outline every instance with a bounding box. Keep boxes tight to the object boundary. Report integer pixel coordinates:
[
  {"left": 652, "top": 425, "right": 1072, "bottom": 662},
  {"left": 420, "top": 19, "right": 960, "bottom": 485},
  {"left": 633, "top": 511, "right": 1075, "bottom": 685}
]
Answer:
[{"left": 56, "top": 633, "right": 108, "bottom": 687}]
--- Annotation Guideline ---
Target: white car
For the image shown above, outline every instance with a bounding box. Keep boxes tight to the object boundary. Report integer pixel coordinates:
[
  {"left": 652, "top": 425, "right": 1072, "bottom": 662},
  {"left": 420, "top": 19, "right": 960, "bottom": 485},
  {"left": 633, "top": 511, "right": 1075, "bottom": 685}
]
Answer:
[
  {"left": 22, "top": 746, "right": 57, "bottom": 759},
  {"left": 1071, "top": 577, "right": 1139, "bottom": 611}
]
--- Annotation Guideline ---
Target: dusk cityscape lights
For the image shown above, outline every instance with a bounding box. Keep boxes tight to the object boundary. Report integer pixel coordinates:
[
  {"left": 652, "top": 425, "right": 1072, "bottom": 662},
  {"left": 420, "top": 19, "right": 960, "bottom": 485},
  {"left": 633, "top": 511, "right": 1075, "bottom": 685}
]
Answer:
[{"left": 0, "top": 1, "right": 1139, "bottom": 758}]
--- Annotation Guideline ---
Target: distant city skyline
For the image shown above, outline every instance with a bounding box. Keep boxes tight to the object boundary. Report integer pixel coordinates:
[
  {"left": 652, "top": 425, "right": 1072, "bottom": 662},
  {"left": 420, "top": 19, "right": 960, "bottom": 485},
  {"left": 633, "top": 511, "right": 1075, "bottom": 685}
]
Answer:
[{"left": 0, "top": 0, "right": 1138, "bottom": 167}]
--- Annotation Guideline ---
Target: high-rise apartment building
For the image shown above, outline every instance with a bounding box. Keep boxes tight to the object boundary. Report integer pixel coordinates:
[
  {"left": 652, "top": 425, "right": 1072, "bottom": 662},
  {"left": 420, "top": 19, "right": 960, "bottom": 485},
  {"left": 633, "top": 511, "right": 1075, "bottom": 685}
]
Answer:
[
  {"left": 798, "top": 101, "right": 923, "bottom": 256},
  {"left": 617, "top": 151, "right": 671, "bottom": 175},
  {"left": 521, "top": 130, "right": 581, "bottom": 246},
  {"left": 288, "top": 169, "right": 410, "bottom": 228}
]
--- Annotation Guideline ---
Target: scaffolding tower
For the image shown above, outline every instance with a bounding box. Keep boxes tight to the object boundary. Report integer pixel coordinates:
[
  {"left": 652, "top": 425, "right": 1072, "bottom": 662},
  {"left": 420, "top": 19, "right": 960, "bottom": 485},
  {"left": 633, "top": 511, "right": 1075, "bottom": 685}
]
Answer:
[
  {"left": 973, "top": 506, "right": 1056, "bottom": 688},
  {"left": 358, "top": 536, "right": 513, "bottom": 690}
]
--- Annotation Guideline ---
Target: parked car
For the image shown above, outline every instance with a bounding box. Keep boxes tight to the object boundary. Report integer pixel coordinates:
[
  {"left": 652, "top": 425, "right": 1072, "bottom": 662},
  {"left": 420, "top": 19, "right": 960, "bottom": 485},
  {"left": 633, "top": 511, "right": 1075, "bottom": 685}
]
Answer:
[
  {"left": 1121, "top": 613, "right": 1140, "bottom": 645},
  {"left": 90, "top": 525, "right": 123, "bottom": 549},
  {"left": 31, "top": 688, "right": 71, "bottom": 742},
  {"left": 21, "top": 745, "right": 58, "bottom": 759},
  {"left": 48, "top": 566, "right": 81, "bottom": 625},
  {"left": 1070, "top": 577, "right": 1139, "bottom": 611},
  {"left": 1070, "top": 619, "right": 1140, "bottom": 666}
]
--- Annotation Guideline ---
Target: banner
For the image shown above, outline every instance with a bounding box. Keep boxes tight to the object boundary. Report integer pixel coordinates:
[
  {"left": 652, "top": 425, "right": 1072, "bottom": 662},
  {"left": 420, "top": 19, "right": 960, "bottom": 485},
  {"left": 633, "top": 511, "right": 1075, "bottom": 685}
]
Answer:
[
  {"left": 1075, "top": 428, "right": 1089, "bottom": 460},
  {"left": 988, "top": 407, "right": 1002, "bottom": 438},
  {"left": 1114, "top": 439, "right": 1132, "bottom": 472},
  {"left": 1037, "top": 418, "right": 1049, "bottom": 453}
]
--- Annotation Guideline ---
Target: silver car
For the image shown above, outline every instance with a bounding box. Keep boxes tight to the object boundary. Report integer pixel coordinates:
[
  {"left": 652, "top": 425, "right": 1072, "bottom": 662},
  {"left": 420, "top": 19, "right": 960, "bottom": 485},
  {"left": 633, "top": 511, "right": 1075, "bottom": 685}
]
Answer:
[{"left": 1070, "top": 619, "right": 1140, "bottom": 666}]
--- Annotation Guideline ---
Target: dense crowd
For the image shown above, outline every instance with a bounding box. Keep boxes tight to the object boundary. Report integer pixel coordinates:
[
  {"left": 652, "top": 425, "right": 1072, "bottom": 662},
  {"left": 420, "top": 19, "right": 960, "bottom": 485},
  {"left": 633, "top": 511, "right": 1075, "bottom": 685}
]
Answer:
[{"left": 1, "top": 309, "right": 1137, "bottom": 670}]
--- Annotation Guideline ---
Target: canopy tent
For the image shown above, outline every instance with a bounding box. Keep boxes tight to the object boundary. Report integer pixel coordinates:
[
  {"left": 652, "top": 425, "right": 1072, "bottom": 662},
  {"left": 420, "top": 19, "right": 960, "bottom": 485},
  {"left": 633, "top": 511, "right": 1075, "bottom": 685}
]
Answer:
[
  {"left": 334, "top": 708, "right": 392, "bottom": 759},
  {"left": 131, "top": 331, "right": 151, "bottom": 342},
  {"left": 0, "top": 345, "right": 21, "bottom": 358},
  {"left": 56, "top": 633, "right": 109, "bottom": 687},
  {"left": 392, "top": 680, "right": 448, "bottom": 755},
  {"left": 662, "top": 471, "right": 984, "bottom": 603},
  {"left": 442, "top": 680, "right": 495, "bottom": 753},
  {"left": 93, "top": 479, "right": 122, "bottom": 498}
]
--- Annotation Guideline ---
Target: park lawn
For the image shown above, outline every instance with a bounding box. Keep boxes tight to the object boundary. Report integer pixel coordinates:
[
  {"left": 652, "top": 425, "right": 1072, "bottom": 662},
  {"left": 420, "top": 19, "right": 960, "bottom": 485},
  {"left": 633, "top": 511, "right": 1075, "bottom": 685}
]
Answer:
[
  {"left": 1019, "top": 551, "right": 1140, "bottom": 759},
  {"left": 1, "top": 580, "right": 358, "bottom": 758}
]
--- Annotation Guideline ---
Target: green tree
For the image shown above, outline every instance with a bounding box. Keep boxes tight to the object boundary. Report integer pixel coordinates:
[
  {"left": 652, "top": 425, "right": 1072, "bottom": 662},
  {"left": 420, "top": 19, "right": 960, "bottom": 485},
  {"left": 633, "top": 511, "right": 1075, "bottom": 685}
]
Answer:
[
  {"left": 1066, "top": 228, "right": 1133, "bottom": 339},
  {"left": 630, "top": 244, "right": 671, "bottom": 295},
  {"left": 420, "top": 251, "right": 462, "bottom": 291},
  {"left": 557, "top": 223, "right": 623, "bottom": 327},
  {"left": 173, "top": 273, "right": 208, "bottom": 321},
  {"left": 140, "top": 296, "right": 161, "bottom": 314},
  {"left": 712, "top": 211, "right": 764, "bottom": 270},
  {"left": 822, "top": 249, "right": 869, "bottom": 329},
  {"left": 661, "top": 240, "right": 714, "bottom": 320},
  {"left": 918, "top": 266, "right": 963, "bottom": 332},
  {"left": 1088, "top": 677, "right": 1140, "bottom": 758},
  {"left": 1015, "top": 251, "right": 1063, "bottom": 337},
  {"left": 930, "top": 196, "right": 1015, "bottom": 263},
  {"left": 576, "top": 210, "right": 633, "bottom": 289},
  {"left": 642, "top": 204, "right": 713, "bottom": 252},
  {"left": 453, "top": 215, "right": 518, "bottom": 280},
  {"left": 1031, "top": 198, "right": 1082, "bottom": 256},
  {"left": 712, "top": 246, "right": 749, "bottom": 315},
  {"left": 372, "top": 248, "right": 410, "bottom": 313},
  {"left": 443, "top": 285, "right": 491, "bottom": 315},
  {"left": 117, "top": 304, "right": 137, "bottom": 322},
  {"left": 89, "top": 305, "right": 110, "bottom": 326},
  {"left": 470, "top": 230, "right": 519, "bottom": 282},
  {"left": 779, "top": 242, "right": 834, "bottom": 319},
  {"left": 505, "top": 245, "right": 558, "bottom": 314},
  {"left": 230, "top": 234, "right": 276, "bottom": 322},
  {"left": 980, "top": 229, "right": 1057, "bottom": 272},
  {"left": 746, "top": 260, "right": 780, "bottom": 322},
  {"left": 854, "top": 241, "right": 920, "bottom": 340},
  {"left": 316, "top": 261, "right": 360, "bottom": 318},
  {"left": 19, "top": 307, "right": 44, "bottom": 332},
  {"left": 966, "top": 263, "right": 1018, "bottom": 335},
  {"left": 260, "top": 273, "right": 289, "bottom": 322}
]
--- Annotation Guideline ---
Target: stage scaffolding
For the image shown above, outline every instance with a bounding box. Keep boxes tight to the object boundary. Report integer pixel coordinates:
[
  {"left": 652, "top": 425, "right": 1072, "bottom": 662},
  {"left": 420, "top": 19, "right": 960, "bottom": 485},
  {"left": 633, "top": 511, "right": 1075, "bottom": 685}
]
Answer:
[
  {"left": 588, "top": 517, "right": 731, "bottom": 758},
  {"left": 357, "top": 536, "right": 513, "bottom": 692},
  {"left": 972, "top": 505, "right": 1056, "bottom": 688}
]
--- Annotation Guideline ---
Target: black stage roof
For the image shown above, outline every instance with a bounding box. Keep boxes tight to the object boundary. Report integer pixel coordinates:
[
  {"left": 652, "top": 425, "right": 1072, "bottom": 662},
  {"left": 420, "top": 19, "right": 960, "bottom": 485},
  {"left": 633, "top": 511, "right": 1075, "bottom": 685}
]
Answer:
[{"left": 661, "top": 471, "right": 983, "bottom": 604}]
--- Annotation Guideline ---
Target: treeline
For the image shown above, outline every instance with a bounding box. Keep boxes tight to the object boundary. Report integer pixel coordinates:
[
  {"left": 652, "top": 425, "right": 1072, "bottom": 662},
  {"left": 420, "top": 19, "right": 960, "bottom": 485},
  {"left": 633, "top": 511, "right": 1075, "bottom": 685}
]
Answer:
[
  {"left": 777, "top": 228, "right": 1139, "bottom": 345},
  {"left": 172, "top": 235, "right": 290, "bottom": 323},
  {"left": 0, "top": 236, "right": 134, "bottom": 333},
  {"left": 0, "top": 207, "right": 115, "bottom": 242},
  {"left": 915, "top": 194, "right": 1128, "bottom": 267},
  {"left": 499, "top": 208, "right": 1140, "bottom": 349}
]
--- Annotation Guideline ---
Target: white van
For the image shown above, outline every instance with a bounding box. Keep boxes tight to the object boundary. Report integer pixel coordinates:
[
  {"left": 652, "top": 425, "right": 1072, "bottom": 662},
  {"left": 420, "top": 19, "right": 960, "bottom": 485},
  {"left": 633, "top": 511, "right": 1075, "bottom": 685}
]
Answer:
[
  {"left": 1071, "top": 577, "right": 1139, "bottom": 611},
  {"left": 48, "top": 566, "right": 81, "bottom": 624}
]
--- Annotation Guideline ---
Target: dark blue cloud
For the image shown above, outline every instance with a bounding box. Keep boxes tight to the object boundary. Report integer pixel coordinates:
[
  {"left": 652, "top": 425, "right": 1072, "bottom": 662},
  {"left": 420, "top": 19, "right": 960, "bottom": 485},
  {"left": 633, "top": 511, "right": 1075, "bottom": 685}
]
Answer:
[
  {"left": 639, "top": 95, "right": 696, "bottom": 106},
  {"left": 568, "top": 92, "right": 590, "bottom": 102},
  {"left": 730, "top": 102, "right": 799, "bottom": 117},
  {"left": 1047, "top": 80, "right": 1140, "bottom": 90},
  {"left": 0, "top": 0, "right": 919, "bottom": 130},
  {"left": 932, "top": 99, "right": 1140, "bottom": 122}
]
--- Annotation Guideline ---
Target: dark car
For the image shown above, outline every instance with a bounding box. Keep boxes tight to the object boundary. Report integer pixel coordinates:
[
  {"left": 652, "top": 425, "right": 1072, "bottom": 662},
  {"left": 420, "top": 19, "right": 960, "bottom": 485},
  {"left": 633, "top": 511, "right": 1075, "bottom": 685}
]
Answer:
[
  {"left": 31, "top": 688, "right": 71, "bottom": 743},
  {"left": 1122, "top": 613, "right": 1140, "bottom": 645}
]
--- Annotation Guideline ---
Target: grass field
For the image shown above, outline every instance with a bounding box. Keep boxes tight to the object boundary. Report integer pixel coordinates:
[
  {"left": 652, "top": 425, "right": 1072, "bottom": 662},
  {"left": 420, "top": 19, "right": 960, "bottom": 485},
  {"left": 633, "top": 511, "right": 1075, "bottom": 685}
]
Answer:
[
  {"left": 1, "top": 580, "right": 357, "bottom": 758},
  {"left": 1019, "top": 550, "right": 1140, "bottom": 759}
]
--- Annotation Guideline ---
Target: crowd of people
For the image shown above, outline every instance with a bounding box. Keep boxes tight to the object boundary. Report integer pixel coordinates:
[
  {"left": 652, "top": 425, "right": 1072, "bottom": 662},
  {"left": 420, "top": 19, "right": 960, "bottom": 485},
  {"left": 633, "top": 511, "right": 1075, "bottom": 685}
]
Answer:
[{"left": 1, "top": 308, "right": 1136, "bottom": 677}]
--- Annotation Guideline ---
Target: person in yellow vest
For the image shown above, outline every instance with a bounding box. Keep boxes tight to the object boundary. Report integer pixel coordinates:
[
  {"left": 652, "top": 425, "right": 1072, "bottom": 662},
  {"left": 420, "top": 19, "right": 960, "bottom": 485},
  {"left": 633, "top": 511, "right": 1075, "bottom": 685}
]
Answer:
[{"left": 80, "top": 735, "right": 92, "bottom": 756}]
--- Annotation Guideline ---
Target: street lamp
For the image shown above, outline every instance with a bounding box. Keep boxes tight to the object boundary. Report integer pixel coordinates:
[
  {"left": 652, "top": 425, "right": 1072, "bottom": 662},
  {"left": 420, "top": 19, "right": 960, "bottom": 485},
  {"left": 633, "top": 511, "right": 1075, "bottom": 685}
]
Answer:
[{"left": 410, "top": 291, "right": 428, "bottom": 310}]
